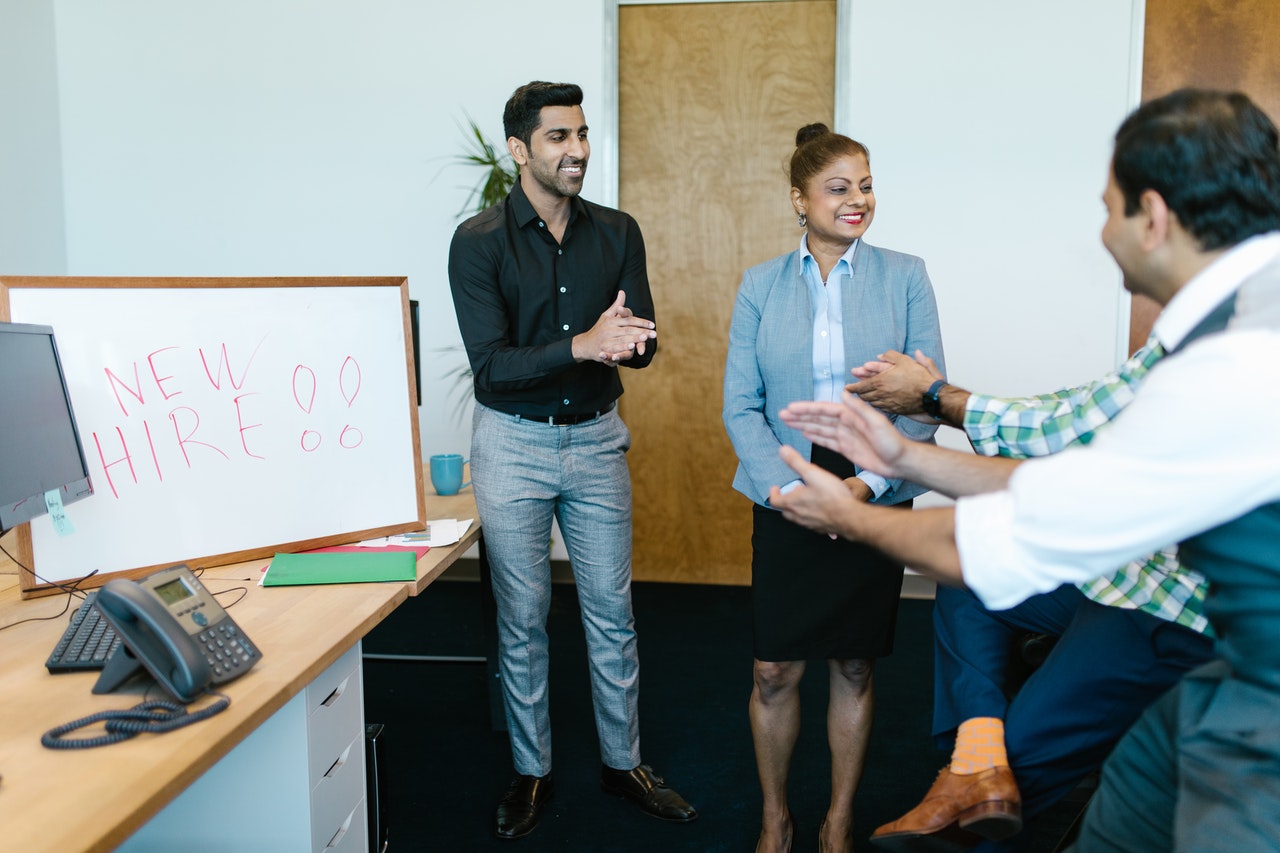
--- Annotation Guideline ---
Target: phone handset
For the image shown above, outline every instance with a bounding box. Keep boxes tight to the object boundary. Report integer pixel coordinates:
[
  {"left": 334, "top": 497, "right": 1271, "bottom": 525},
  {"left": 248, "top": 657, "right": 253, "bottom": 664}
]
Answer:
[{"left": 92, "top": 565, "right": 261, "bottom": 703}]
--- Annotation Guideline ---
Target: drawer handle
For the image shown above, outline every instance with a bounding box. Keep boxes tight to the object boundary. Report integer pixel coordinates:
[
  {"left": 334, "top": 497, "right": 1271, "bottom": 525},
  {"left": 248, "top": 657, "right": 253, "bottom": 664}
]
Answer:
[
  {"left": 321, "top": 675, "right": 351, "bottom": 708},
  {"left": 325, "top": 743, "right": 353, "bottom": 778}
]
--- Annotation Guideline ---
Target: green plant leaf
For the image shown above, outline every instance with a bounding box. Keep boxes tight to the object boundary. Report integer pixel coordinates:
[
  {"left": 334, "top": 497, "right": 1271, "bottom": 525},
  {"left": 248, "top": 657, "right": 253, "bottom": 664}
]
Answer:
[{"left": 455, "top": 114, "right": 516, "bottom": 216}]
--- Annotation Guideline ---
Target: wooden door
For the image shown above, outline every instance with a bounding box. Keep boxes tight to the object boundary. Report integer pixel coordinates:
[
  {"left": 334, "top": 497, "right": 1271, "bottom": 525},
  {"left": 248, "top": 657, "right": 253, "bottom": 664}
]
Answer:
[
  {"left": 1129, "top": 0, "right": 1280, "bottom": 352},
  {"left": 618, "top": 1, "right": 836, "bottom": 584}
]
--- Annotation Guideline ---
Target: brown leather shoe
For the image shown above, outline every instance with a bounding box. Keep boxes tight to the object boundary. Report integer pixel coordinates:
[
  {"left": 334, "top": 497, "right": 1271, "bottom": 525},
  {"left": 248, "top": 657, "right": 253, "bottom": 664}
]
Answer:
[
  {"left": 494, "top": 773, "right": 554, "bottom": 839},
  {"left": 871, "top": 766, "right": 1021, "bottom": 852},
  {"left": 601, "top": 763, "right": 698, "bottom": 821}
]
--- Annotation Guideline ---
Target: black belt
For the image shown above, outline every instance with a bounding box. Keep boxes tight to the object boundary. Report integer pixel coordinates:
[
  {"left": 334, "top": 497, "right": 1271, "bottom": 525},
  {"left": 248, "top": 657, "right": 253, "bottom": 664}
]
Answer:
[{"left": 517, "top": 403, "right": 615, "bottom": 426}]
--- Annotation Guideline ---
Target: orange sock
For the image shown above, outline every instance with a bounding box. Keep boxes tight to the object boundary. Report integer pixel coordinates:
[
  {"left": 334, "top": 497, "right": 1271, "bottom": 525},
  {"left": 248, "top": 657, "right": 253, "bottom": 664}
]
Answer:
[{"left": 949, "top": 716, "right": 1008, "bottom": 775}]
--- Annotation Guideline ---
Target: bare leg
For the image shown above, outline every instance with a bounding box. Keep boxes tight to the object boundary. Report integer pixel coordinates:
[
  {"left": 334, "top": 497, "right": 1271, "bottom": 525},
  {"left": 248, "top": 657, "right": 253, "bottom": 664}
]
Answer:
[
  {"left": 751, "top": 658, "right": 804, "bottom": 853},
  {"left": 821, "top": 658, "right": 875, "bottom": 853}
]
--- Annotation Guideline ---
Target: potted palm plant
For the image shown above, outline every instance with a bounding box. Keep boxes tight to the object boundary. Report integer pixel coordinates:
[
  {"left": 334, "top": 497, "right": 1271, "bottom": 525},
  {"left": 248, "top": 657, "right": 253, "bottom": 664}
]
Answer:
[{"left": 456, "top": 115, "right": 517, "bottom": 215}]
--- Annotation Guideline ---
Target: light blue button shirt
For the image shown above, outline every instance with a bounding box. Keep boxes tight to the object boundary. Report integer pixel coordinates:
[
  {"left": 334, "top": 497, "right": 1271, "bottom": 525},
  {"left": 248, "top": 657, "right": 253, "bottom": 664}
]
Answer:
[
  {"left": 803, "top": 238, "right": 851, "bottom": 404},
  {"left": 782, "top": 236, "right": 889, "bottom": 500}
]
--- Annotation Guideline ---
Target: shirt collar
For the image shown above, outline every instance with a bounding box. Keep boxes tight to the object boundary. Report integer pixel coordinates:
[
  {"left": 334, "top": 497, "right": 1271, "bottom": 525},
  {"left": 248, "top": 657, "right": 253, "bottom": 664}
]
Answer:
[
  {"left": 508, "top": 178, "right": 586, "bottom": 231},
  {"left": 1154, "top": 231, "right": 1280, "bottom": 349},
  {"left": 799, "top": 235, "right": 860, "bottom": 279}
]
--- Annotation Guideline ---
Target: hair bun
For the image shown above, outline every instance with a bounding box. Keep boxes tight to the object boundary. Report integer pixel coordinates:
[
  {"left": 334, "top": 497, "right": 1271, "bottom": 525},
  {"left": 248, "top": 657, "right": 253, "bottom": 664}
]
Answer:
[{"left": 795, "top": 123, "right": 831, "bottom": 147}]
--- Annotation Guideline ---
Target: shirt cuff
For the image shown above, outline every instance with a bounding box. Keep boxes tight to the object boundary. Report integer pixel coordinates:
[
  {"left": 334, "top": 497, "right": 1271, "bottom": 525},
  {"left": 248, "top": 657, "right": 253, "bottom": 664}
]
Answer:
[
  {"left": 857, "top": 471, "right": 890, "bottom": 501},
  {"left": 962, "top": 393, "right": 1002, "bottom": 457},
  {"left": 778, "top": 479, "right": 804, "bottom": 495}
]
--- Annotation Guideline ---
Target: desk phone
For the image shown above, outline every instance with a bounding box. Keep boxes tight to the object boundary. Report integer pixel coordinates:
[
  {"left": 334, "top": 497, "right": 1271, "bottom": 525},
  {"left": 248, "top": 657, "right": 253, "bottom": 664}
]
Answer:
[{"left": 93, "top": 564, "right": 261, "bottom": 703}]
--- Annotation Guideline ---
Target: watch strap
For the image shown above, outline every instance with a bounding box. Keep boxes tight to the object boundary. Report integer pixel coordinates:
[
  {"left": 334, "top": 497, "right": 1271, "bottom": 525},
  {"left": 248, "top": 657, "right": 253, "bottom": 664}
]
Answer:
[{"left": 922, "top": 378, "right": 947, "bottom": 420}]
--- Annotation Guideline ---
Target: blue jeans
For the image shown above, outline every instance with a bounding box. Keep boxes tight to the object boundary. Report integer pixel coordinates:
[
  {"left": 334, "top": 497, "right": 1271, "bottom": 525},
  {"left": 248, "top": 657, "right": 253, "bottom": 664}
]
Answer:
[{"left": 471, "top": 402, "right": 641, "bottom": 777}]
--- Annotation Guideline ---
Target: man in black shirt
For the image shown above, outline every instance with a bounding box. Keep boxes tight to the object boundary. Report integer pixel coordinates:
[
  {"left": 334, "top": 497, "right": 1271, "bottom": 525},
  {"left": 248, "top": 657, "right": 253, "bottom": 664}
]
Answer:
[{"left": 448, "top": 80, "right": 697, "bottom": 841}]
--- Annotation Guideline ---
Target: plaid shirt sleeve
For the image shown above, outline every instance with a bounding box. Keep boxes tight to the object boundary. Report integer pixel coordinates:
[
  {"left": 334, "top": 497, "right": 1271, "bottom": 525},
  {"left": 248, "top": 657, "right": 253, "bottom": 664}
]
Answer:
[
  {"left": 961, "top": 335, "right": 1212, "bottom": 635},
  {"left": 963, "top": 338, "right": 1165, "bottom": 459}
]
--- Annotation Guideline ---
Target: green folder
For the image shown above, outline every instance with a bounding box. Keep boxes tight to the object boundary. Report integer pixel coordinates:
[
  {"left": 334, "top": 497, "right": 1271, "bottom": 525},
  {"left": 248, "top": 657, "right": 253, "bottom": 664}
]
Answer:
[{"left": 264, "top": 551, "right": 417, "bottom": 586}]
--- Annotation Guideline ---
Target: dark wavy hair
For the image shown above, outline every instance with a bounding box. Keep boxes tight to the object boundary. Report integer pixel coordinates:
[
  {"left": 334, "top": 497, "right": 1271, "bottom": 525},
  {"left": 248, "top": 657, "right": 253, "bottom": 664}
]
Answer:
[
  {"left": 502, "top": 82, "right": 584, "bottom": 148},
  {"left": 1113, "top": 89, "right": 1280, "bottom": 250},
  {"left": 789, "top": 123, "right": 870, "bottom": 190}
]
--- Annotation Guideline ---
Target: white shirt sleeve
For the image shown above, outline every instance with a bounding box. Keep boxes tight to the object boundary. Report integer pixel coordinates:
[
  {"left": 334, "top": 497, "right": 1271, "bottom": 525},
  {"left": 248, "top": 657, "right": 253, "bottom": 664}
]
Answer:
[{"left": 957, "top": 328, "right": 1280, "bottom": 610}]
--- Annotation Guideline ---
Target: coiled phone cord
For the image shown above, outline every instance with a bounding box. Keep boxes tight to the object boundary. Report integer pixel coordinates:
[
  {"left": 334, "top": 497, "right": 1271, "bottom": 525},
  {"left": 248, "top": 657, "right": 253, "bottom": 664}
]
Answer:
[{"left": 40, "top": 692, "right": 230, "bottom": 750}]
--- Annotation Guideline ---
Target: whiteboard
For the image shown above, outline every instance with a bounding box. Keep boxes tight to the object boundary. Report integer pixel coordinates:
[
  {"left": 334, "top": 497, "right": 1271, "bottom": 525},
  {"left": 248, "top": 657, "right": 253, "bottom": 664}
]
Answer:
[{"left": 1, "top": 277, "right": 425, "bottom": 594}]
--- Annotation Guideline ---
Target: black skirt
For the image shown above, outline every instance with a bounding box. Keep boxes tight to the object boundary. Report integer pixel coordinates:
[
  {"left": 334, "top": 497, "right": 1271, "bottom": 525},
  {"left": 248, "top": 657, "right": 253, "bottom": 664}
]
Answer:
[{"left": 751, "top": 444, "right": 906, "bottom": 662}]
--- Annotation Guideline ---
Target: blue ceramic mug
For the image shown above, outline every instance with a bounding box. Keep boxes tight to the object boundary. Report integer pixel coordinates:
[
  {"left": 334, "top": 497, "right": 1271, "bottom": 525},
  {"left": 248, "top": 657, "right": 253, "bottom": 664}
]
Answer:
[{"left": 429, "top": 453, "right": 470, "bottom": 496}]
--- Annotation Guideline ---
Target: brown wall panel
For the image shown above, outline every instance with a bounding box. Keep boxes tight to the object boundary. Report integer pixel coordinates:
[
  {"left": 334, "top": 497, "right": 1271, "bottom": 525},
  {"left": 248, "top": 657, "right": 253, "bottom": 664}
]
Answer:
[
  {"left": 1130, "top": 0, "right": 1280, "bottom": 351},
  {"left": 618, "top": 1, "right": 836, "bottom": 584}
]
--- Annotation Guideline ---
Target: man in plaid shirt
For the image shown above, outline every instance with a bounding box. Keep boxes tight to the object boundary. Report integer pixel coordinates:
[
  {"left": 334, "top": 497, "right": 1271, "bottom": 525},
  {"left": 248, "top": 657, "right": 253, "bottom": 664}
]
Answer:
[{"left": 847, "top": 335, "right": 1216, "bottom": 851}]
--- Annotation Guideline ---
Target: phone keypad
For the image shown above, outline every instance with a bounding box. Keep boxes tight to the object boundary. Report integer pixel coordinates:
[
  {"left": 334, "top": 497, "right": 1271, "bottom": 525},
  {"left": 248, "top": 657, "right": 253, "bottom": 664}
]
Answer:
[{"left": 198, "top": 621, "right": 260, "bottom": 682}]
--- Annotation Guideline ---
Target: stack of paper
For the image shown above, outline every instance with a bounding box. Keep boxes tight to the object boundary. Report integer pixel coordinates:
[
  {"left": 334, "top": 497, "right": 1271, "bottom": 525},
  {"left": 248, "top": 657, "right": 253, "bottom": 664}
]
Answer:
[{"left": 354, "top": 518, "right": 474, "bottom": 549}]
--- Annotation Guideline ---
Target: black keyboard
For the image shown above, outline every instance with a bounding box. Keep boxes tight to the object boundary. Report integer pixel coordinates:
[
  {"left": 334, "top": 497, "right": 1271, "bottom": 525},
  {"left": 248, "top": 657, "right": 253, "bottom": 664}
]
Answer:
[{"left": 46, "top": 591, "right": 122, "bottom": 673}]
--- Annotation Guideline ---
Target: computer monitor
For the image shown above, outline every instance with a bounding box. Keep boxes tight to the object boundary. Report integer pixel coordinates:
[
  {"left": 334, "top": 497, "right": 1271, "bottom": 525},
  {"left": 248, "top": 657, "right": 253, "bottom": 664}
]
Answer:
[{"left": 0, "top": 322, "right": 94, "bottom": 532}]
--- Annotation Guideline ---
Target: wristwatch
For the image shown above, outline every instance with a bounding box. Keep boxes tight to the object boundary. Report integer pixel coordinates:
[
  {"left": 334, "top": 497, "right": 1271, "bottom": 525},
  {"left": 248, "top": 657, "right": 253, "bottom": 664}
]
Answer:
[{"left": 922, "top": 379, "right": 947, "bottom": 421}]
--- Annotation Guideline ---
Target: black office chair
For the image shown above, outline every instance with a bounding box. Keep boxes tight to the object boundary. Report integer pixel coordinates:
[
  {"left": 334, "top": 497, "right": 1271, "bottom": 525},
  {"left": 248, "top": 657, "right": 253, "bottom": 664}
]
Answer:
[{"left": 1004, "top": 630, "right": 1057, "bottom": 697}]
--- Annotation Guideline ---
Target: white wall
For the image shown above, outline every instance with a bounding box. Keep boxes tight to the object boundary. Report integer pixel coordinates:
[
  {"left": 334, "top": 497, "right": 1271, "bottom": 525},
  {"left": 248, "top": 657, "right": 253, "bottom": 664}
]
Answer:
[
  {"left": 845, "top": 0, "right": 1139, "bottom": 398},
  {"left": 838, "top": 0, "right": 1141, "bottom": 505},
  {"left": 47, "top": 0, "right": 607, "bottom": 461},
  {"left": 7, "top": 0, "right": 1140, "bottom": 520},
  {"left": 0, "top": 0, "right": 67, "bottom": 274}
]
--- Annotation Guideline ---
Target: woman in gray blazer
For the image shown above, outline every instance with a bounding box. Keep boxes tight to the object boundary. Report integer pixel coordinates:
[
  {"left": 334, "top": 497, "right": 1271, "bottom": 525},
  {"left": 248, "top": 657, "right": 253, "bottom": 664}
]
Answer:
[{"left": 723, "top": 124, "right": 945, "bottom": 853}]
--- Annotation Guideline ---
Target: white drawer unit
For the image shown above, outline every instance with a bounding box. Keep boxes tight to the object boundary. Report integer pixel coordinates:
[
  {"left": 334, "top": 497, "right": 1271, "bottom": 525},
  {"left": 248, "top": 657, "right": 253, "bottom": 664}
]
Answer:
[
  {"left": 307, "top": 645, "right": 367, "bottom": 851},
  {"left": 120, "top": 642, "right": 369, "bottom": 853}
]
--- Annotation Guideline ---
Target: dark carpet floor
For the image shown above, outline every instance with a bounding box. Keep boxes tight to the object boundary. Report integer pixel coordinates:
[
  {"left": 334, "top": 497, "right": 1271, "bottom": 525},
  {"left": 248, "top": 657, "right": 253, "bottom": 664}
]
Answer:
[{"left": 362, "top": 573, "right": 1084, "bottom": 852}]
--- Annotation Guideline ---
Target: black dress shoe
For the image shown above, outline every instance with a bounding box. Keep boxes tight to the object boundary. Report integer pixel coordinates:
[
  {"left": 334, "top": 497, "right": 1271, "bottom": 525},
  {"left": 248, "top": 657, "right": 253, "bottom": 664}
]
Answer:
[
  {"left": 601, "top": 764, "right": 698, "bottom": 822},
  {"left": 494, "top": 773, "right": 554, "bottom": 839}
]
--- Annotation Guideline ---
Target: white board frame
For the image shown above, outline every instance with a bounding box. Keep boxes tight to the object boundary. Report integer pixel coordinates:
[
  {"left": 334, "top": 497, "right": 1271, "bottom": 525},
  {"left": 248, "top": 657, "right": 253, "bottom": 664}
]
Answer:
[{"left": 1, "top": 276, "right": 426, "bottom": 596}]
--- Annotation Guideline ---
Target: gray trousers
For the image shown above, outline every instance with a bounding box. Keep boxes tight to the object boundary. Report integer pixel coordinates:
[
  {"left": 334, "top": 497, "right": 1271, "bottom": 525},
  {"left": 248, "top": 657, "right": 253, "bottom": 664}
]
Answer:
[
  {"left": 1071, "top": 659, "right": 1280, "bottom": 851},
  {"left": 470, "top": 402, "right": 641, "bottom": 777}
]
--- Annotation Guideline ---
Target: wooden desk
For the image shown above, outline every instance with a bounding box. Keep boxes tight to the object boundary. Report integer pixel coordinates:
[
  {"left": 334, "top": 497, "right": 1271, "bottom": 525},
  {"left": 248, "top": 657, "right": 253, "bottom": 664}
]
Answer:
[{"left": 0, "top": 485, "right": 480, "bottom": 853}]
